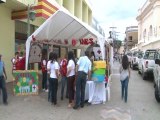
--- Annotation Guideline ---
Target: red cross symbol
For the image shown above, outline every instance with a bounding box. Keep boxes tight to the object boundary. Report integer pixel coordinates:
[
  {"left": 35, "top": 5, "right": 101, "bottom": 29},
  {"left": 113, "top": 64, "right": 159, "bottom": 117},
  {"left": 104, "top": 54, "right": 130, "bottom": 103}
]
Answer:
[
  {"left": 97, "top": 50, "right": 101, "bottom": 54},
  {"left": 33, "top": 85, "right": 36, "bottom": 90}
]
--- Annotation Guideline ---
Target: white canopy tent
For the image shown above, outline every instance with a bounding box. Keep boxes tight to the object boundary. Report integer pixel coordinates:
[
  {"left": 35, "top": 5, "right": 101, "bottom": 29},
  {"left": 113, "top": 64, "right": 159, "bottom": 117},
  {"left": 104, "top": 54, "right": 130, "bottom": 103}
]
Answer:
[{"left": 25, "top": 9, "right": 105, "bottom": 70}]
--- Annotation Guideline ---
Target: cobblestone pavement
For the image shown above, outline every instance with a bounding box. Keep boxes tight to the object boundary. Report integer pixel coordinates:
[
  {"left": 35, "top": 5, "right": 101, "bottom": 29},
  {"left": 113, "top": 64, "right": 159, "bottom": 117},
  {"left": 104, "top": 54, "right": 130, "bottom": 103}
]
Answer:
[{"left": 0, "top": 61, "right": 160, "bottom": 120}]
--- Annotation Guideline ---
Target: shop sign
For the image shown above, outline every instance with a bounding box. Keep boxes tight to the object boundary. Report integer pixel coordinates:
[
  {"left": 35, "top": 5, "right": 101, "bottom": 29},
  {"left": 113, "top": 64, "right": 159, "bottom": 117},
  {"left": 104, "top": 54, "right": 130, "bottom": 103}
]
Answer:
[
  {"left": 31, "top": 36, "right": 69, "bottom": 45},
  {"left": 79, "top": 38, "right": 94, "bottom": 45},
  {"left": 72, "top": 39, "right": 77, "bottom": 46}
]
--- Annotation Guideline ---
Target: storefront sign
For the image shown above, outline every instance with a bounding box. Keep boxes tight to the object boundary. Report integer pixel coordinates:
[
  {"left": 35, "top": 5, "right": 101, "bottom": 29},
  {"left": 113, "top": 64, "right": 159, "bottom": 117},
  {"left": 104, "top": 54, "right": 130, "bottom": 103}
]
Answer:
[
  {"left": 79, "top": 38, "right": 94, "bottom": 45},
  {"left": 72, "top": 39, "right": 77, "bottom": 46},
  {"left": 13, "top": 70, "right": 39, "bottom": 96}
]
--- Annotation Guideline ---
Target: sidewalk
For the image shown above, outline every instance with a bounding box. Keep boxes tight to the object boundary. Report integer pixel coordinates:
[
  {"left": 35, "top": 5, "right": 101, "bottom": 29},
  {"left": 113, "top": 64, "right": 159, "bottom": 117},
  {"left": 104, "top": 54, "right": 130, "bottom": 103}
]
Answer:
[{"left": 0, "top": 62, "right": 132, "bottom": 120}]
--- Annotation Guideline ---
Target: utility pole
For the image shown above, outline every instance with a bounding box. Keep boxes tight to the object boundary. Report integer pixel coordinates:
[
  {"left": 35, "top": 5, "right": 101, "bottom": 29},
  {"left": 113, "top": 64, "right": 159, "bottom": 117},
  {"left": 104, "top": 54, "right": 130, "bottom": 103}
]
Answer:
[{"left": 109, "top": 27, "right": 117, "bottom": 54}]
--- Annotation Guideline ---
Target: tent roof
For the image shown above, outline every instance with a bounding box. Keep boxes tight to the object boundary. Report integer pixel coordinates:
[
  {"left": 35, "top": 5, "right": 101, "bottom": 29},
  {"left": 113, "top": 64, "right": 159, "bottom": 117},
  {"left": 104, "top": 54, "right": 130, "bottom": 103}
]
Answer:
[{"left": 25, "top": 9, "right": 105, "bottom": 69}]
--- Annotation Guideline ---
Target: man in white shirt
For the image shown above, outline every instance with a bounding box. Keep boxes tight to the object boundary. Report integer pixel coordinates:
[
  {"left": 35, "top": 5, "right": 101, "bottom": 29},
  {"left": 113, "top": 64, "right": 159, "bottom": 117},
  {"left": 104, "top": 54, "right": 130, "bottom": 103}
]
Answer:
[{"left": 73, "top": 51, "right": 92, "bottom": 109}]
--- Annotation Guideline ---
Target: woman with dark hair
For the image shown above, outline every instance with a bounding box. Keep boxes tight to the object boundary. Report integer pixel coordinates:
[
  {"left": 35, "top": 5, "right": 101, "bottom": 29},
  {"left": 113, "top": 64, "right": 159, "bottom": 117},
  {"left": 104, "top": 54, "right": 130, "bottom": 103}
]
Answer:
[
  {"left": 41, "top": 52, "right": 48, "bottom": 92},
  {"left": 119, "top": 55, "right": 130, "bottom": 103},
  {"left": 47, "top": 52, "right": 60, "bottom": 105},
  {"left": 66, "top": 51, "right": 76, "bottom": 108},
  {"left": 90, "top": 51, "right": 96, "bottom": 63}
]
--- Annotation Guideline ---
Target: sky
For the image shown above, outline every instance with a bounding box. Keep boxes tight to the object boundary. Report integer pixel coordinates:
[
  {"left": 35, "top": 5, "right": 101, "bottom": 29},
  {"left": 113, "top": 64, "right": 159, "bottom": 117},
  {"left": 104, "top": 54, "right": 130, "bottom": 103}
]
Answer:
[{"left": 88, "top": 0, "right": 147, "bottom": 40}]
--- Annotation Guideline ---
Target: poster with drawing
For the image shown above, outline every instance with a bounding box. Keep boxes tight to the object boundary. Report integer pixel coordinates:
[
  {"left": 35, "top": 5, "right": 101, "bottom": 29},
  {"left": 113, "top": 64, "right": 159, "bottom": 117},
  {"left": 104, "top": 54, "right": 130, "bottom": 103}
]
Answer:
[
  {"left": 13, "top": 70, "right": 39, "bottom": 96},
  {"left": 93, "top": 47, "right": 102, "bottom": 60},
  {"left": 29, "top": 42, "right": 43, "bottom": 63}
]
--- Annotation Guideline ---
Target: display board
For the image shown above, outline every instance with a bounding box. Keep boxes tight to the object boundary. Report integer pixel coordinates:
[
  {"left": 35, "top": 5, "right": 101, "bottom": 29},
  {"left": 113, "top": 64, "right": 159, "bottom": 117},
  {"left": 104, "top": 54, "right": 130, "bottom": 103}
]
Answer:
[
  {"left": 91, "top": 61, "right": 106, "bottom": 82},
  {"left": 29, "top": 42, "right": 43, "bottom": 63},
  {"left": 13, "top": 70, "right": 39, "bottom": 96}
]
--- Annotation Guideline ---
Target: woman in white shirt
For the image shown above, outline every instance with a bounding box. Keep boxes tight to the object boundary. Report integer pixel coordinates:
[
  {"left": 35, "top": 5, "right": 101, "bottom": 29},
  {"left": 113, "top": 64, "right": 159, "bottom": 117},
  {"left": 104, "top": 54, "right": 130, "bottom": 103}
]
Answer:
[
  {"left": 47, "top": 52, "right": 59, "bottom": 105},
  {"left": 67, "top": 51, "right": 76, "bottom": 108}
]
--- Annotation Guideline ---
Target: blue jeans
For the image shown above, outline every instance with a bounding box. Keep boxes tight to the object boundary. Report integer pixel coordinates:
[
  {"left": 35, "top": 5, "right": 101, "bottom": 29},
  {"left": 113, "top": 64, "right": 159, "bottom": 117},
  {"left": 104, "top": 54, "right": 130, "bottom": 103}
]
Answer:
[
  {"left": 121, "top": 76, "right": 129, "bottom": 102},
  {"left": 75, "top": 71, "right": 87, "bottom": 106},
  {"left": 0, "top": 76, "right": 8, "bottom": 103},
  {"left": 49, "top": 78, "right": 58, "bottom": 104},
  {"left": 61, "top": 76, "right": 68, "bottom": 98}
]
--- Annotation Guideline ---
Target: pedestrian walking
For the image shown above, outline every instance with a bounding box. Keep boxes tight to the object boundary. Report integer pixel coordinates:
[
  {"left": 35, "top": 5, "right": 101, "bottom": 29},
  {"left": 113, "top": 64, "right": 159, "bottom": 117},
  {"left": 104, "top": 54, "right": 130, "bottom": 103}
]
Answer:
[
  {"left": 119, "top": 55, "right": 130, "bottom": 103},
  {"left": 0, "top": 54, "right": 8, "bottom": 105},
  {"left": 47, "top": 52, "right": 60, "bottom": 106},
  {"left": 73, "top": 51, "right": 92, "bottom": 109},
  {"left": 66, "top": 51, "right": 76, "bottom": 108},
  {"left": 60, "top": 54, "right": 68, "bottom": 100}
]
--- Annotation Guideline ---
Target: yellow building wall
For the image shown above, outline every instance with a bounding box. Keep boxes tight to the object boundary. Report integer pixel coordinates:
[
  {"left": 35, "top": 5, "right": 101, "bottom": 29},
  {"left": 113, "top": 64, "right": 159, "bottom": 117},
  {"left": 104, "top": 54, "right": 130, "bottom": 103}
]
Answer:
[
  {"left": 56, "top": 0, "right": 63, "bottom": 6},
  {"left": 16, "top": 0, "right": 38, "bottom": 6},
  {"left": 82, "top": 1, "right": 88, "bottom": 23},
  {"left": 63, "top": 0, "right": 74, "bottom": 14},
  {"left": 75, "top": 0, "right": 82, "bottom": 20},
  {"left": 0, "top": 6, "right": 15, "bottom": 82},
  {"left": 88, "top": 9, "right": 92, "bottom": 25}
]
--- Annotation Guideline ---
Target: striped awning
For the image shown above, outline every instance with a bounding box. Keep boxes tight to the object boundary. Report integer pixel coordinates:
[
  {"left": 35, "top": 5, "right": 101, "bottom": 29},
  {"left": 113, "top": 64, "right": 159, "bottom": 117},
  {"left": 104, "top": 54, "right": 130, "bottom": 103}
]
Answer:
[{"left": 11, "top": 0, "right": 59, "bottom": 20}]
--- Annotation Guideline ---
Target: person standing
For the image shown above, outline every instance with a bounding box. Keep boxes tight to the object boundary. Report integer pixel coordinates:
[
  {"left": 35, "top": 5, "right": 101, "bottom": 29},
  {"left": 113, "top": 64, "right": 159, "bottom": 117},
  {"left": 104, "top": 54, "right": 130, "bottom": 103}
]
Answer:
[
  {"left": 0, "top": 54, "right": 8, "bottom": 105},
  {"left": 90, "top": 51, "right": 96, "bottom": 63},
  {"left": 41, "top": 53, "right": 48, "bottom": 92},
  {"left": 47, "top": 52, "right": 59, "bottom": 105},
  {"left": 11, "top": 52, "right": 20, "bottom": 72},
  {"left": 67, "top": 51, "right": 76, "bottom": 108},
  {"left": 73, "top": 51, "right": 92, "bottom": 109},
  {"left": 119, "top": 55, "right": 130, "bottom": 103},
  {"left": 60, "top": 54, "right": 68, "bottom": 100}
]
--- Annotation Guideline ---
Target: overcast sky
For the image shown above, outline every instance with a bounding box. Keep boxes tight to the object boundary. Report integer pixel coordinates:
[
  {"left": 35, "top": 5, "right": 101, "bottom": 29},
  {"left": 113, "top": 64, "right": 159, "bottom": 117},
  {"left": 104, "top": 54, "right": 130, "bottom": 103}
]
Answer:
[{"left": 88, "top": 0, "right": 147, "bottom": 40}]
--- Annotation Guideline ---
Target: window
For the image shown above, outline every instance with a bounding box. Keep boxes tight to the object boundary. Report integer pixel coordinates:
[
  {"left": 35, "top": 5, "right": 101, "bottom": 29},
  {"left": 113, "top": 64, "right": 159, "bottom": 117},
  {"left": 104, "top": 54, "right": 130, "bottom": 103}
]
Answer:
[
  {"left": 129, "top": 36, "right": 132, "bottom": 41},
  {"left": 149, "top": 25, "right": 153, "bottom": 36},
  {"left": 143, "top": 29, "right": 146, "bottom": 42},
  {"left": 154, "top": 27, "right": 157, "bottom": 37},
  {"left": 144, "top": 50, "right": 157, "bottom": 60}
]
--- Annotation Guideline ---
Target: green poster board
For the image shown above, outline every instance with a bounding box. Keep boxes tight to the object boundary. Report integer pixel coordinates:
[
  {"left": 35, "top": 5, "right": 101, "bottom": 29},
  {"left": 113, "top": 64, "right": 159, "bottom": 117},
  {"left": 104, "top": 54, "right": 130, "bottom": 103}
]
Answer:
[{"left": 13, "top": 70, "right": 39, "bottom": 96}]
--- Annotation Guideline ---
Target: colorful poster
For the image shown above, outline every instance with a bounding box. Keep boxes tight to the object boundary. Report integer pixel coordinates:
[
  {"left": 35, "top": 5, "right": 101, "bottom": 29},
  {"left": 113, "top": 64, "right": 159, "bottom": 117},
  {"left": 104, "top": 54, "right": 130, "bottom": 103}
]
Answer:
[{"left": 13, "top": 70, "right": 39, "bottom": 96}]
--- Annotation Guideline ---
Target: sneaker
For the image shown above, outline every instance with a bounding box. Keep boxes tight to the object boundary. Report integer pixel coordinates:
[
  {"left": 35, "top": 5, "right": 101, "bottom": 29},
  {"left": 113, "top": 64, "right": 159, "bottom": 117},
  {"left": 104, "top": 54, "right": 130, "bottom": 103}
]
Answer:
[
  {"left": 45, "top": 89, "right": 48, "bottom": 92},
  {"left": 73, "top": 105, "right": 80, "bottom": 110},
  {"left": 68, "top": 103, "right": 72, "bottom": 108},
  {"left": 61, "top": 96, "right": 63, "bottom": 100},
  {"left": 4, "top": 102, "right": 8, "bottom": 105},
  {"left": 54, "top": 103, "right": 60, "bottom": 107},
  {"left": 80, "top": 104, "right": 84, "bottom": 108}
]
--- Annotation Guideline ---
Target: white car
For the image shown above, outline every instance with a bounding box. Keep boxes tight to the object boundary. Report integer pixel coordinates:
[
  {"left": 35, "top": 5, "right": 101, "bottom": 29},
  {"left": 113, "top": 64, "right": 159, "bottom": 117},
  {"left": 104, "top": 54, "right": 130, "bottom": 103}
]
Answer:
[
  {"left": 131, "top": 51, "right": 143, "bottom": 70},
  {"left": 153, "top": 50, "right": 160, "bottom": 102},
  {"left": 138, "top": 49, "right": 157, "bottom": 80},
  {"left": 126, "top": 52, "right": 132, "bottom": 67}
]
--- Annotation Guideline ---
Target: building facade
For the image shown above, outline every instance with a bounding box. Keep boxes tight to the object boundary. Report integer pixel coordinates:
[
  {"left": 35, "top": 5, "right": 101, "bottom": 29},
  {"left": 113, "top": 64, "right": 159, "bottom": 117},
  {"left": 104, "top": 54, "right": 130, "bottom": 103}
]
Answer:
[
  {"left": 124, "top": 26, "right": 138, "bottom": 52},
  {"left": 0, "top": 0, "right": 93, "bottom": 82},
  {"left": 136, "top": 0, "right": 160, "bottom": 51}
]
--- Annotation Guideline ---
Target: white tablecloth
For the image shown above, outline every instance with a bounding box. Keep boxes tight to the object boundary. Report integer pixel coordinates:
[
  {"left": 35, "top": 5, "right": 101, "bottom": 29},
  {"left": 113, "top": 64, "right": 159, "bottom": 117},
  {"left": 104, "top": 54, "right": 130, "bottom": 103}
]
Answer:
[{"left": 85, "top": 81, "right": 106, "bottom": 104}]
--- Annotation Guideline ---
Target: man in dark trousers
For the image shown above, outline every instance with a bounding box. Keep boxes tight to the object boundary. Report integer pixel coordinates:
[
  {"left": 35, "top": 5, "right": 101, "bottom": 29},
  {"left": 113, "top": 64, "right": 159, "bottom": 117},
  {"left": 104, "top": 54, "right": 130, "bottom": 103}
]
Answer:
[
  {"left": 0, "top": 54, "right": 8, "bottom": 105},
  {"left": 73, "top": 51, "right": 92, "bottom": 109}
]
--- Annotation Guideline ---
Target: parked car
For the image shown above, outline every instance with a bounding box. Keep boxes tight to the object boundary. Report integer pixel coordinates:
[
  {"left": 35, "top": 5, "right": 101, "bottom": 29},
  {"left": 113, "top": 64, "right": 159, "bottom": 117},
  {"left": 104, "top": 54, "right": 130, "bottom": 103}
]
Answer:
[
  {"left": 126, "top": 52, "right": 132, "bottom": 67},
  {"left": 131, "top": 51, "right": 143, "bottom": 70},
  {"left": 153, "top": 58, "right": 160, "bottom": 102},
  {"left": 138, "top": 49, "right": 157, "bottom": 80}
]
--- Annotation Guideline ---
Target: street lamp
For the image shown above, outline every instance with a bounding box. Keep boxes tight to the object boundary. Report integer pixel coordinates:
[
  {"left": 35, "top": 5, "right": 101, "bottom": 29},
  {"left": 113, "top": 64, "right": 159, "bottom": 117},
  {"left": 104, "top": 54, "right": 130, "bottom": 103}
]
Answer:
[{"left": 27, "top": 4, "right": 36, "bottom": 37}]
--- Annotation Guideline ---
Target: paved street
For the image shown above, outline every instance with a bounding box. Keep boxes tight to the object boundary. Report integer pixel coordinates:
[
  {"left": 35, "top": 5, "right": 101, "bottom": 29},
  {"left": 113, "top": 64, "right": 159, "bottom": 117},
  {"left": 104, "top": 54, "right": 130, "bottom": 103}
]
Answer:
[{"left": 0, "top": 62, "right": 160, "bottom": 120}]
